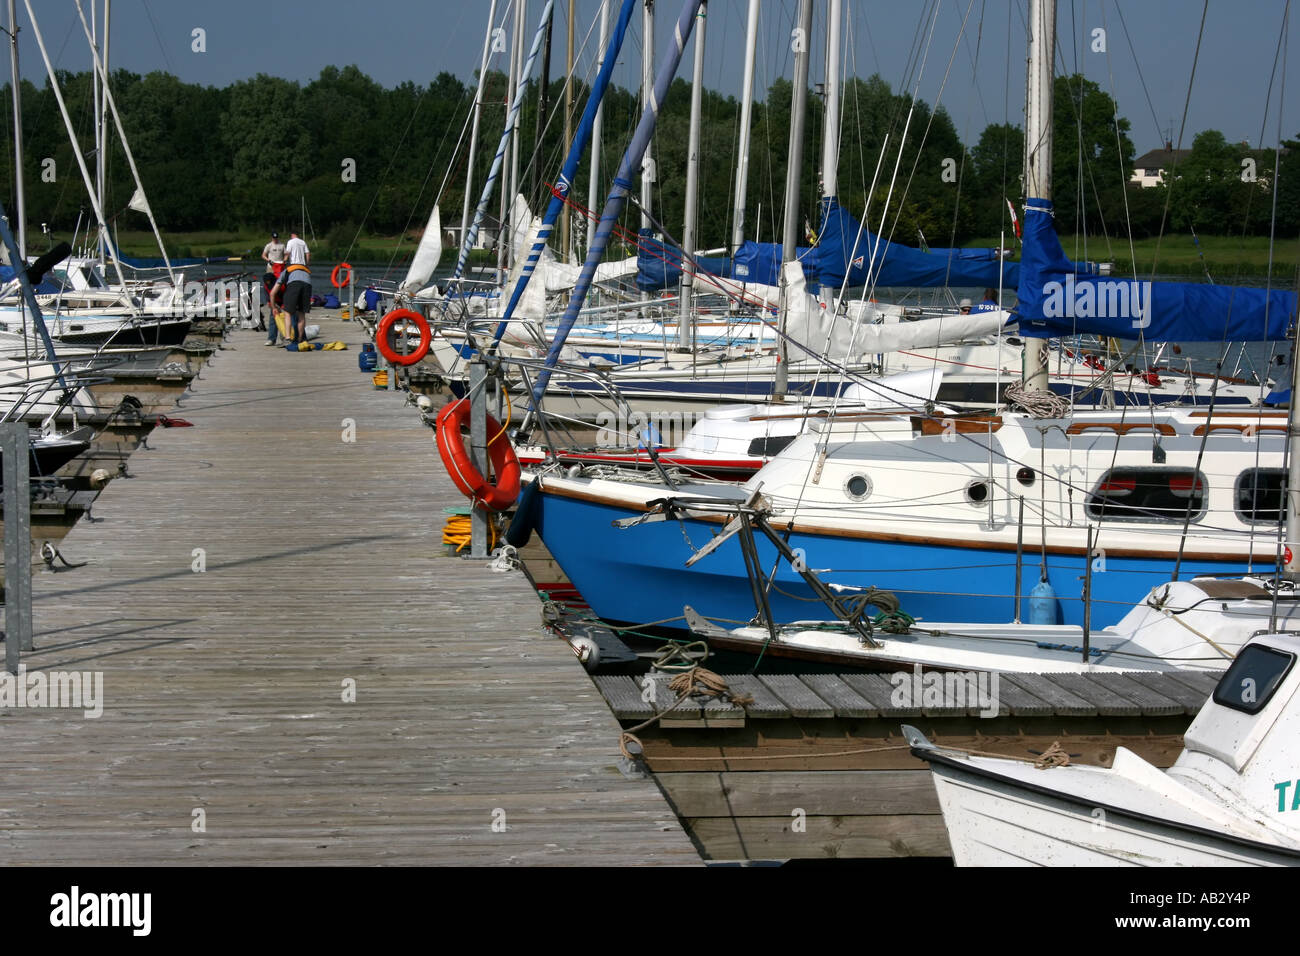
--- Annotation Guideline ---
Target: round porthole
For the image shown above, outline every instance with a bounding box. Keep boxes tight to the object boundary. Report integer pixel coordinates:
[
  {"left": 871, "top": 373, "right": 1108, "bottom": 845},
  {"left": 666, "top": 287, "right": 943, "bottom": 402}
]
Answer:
[
  {"left": 1016, "top": 467, "right": 1035, "bottom": 486},
  {"left": 966, "top": 480, "right": 990, "bottom": 505},
  {"left": 844, "top": 473, "right": 873, "bottom": 501}
]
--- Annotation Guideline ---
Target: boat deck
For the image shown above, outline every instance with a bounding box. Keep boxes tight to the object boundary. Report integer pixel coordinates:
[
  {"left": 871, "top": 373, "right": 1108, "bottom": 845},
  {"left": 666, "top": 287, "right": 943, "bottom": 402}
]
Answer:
[{"left": 3, "top": 320, "right": 698, "bottom": 865}]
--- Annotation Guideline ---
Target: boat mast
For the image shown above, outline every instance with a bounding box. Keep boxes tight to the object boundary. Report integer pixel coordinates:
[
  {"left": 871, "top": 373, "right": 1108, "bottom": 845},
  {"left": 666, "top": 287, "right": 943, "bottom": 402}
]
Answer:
[
  {"left": 532, "top": 5, "right": 552, "bottom": 204},
  {"left": 452, "top": 1, "right": 555, "bottom": 282},
  {"left": 502, "top": 0, "right": 527, "bottom": 282},
  {"left": 534, "top": 0, "right": 705, "bottom": 401},
  {"left": 22, "top": 0, "right": 129, "bottom": 294},
  {"left": 1022, "top": 0, "right": 1054, "bottom": 393},
  {"left": 97, "top": 0, "right": 109, "bottom": 266},
  {"left": 560, "top": 0, "right": 574, "bottom": 261},
  {"left": 586, "top": 0, "right": 610, "bottom": 259},
  {"left": 72, "top": 0, "right": 175, "bottom": 285},
  {"left": 461, "top": 0, "right": 498, "bottom": 269},
  {"left": 820, "top": 0, "right": 840, "bottom": 200},
  {"left": 676, "top": 2, "right": 706, "bottom": 349},
  {"left": 639, "top": 0, "right": 655, "bottom": 314},
  {"left": 773, "top": 0, "right": 814, "bottom": 402},
  {"left": 730, "top": 0, "right": 758, "bottom": 255},
  {"left": 90, "top": 0, "right": 100, "bottom": 265},
  {"left": 7, "top": 0, "right": 23, "bottom": 259}
]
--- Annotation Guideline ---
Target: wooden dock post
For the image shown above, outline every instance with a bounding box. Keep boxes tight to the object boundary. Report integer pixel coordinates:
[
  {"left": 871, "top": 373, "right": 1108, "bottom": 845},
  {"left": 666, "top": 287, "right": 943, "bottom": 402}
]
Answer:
[{"left": 2, "top": 421, "right": 32, "bottom": 672}]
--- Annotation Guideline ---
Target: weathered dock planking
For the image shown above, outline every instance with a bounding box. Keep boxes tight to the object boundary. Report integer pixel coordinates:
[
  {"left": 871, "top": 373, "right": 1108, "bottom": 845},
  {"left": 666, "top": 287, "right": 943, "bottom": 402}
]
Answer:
[
  {"left": 3, "top": 321, "right": 699, "bottom": 866},
  {"left": 594, "top": 669, "right": 1208, "bottom": 861}
]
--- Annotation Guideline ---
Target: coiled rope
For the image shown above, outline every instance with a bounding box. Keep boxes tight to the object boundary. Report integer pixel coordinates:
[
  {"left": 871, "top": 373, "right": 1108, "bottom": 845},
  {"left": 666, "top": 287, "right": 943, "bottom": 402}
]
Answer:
[
  {"left": 619, "top": 665, "right": 754, "bottom": 759},
  {"left": 1004, "top": 381, "right": 1071, "bottom": 418}
]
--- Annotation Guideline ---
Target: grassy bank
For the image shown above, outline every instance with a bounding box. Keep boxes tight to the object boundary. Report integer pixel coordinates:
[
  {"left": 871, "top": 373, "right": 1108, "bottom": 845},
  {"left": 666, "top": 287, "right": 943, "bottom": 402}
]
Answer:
[
  {"left": 75, "top": 229, "right": 498, "bottom": 268},
  {"left": 969, "top": 233, "right": 1300, "bottom": 279}
]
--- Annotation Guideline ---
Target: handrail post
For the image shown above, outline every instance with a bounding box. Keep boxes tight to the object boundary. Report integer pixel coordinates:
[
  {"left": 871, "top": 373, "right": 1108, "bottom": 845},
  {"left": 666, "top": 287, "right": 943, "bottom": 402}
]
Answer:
[{"left": 2, "top": 421, "right": 32, "bottom": 672}]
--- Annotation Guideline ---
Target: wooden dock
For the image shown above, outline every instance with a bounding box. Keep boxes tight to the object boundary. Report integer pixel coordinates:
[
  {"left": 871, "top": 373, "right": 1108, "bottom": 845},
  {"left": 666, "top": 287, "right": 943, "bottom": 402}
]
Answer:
[
  {"left": 3, "top": 320, "right": 699, "bottom": 865},
  {"left": 594, "top": 668, "right": 1212, "bottom": 861}
]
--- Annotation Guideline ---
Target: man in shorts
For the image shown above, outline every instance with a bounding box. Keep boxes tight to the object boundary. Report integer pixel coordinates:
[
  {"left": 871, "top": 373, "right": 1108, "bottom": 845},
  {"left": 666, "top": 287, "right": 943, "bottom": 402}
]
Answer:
[
  {"left": 272, "top": 232, "right": 312, "bottom": 343},
  {"left": 271, "top": 260, "right": 312, "bottom": 344},
  {"left": 262, "top": 231, "right": 286, "bottom": 278}
]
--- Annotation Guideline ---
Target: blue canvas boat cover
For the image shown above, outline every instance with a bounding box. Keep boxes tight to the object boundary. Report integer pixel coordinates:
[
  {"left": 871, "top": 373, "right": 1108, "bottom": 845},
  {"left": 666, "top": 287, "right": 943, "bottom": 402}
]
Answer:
[
  {"left": 0, "top": 265, "right": 60, "bottom": 294},
  {"left": 634, "top": 230, "right": 734, "bottom": 291},
  {"left": 681, "top": 197, "right": 1019, "bottom": 292},
  {"left": 1016, "top": 197, "right": 1294, "bottom": 342},
  {"left": 808, "top": 197, "right": 1021, "bottom": 290}
]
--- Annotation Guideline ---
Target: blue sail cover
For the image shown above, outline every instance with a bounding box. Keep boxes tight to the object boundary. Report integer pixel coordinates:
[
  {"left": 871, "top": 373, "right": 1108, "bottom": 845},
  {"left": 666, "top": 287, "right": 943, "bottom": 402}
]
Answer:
[
  {"left": 634, "top": 229, "right": 734, "bottom": 290},
  {"left": 697, "top": 197, "right": 1018, "bottom": 291},
  {"left": 808, "top": 197, "right": 1020, "bottom": 289},
  {"left": 0, "top": 265, "right": 60, "bottom": 294},
  {"left": 1017, "top": 198, "right": 1294, "bottom": 341},
  {"left": 731, "top": 239, "right": 810, "bottom": 286}
]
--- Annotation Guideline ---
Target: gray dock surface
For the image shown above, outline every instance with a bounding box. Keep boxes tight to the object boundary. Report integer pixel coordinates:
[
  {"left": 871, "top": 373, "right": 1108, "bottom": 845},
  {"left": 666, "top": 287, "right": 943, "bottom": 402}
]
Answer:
[{"left": 5, "top": 322, "right": 698, "bottom": 865}]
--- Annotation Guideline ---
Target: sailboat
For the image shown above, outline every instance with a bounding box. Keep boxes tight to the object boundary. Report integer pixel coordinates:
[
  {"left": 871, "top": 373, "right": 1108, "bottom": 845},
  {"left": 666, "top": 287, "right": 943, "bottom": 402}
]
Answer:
[{"left": 511, "top": 0, "right": 1296, "bottom": 641}]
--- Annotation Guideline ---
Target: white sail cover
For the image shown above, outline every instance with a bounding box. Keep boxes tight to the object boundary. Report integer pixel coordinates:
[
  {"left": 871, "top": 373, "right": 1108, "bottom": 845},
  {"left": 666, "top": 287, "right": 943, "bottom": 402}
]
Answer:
[
  {"left": 400, "top": 205, "right": 443, "bottom": 294},
  {"left": 782, "top": 261, "right": 1009, "bottom": 361}
]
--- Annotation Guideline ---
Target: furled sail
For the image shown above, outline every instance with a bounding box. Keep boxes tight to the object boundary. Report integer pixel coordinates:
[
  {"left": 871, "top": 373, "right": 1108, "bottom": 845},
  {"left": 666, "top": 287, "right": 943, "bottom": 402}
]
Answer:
[
  {"left": 1016, "top": 198, "right": 1294, "bottom": 341},
  {"left": 400, "top": 205, "right": 442, "bottom": 295}
]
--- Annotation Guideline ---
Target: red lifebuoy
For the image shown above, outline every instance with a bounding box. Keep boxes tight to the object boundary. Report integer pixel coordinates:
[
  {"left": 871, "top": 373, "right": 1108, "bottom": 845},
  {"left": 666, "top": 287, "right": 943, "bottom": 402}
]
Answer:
[
  {"left": 375, "top": 309, "right": 432, "bottom": 365},
  {"left": 434, "top": 398, "right": 521, "bottom": 511},
  {"left": 331, "top": 262, "right": 353, "bottom": 288}
]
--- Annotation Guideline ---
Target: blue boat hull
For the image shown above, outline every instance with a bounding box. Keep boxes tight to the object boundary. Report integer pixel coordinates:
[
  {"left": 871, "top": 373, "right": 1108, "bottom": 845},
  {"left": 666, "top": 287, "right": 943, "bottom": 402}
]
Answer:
[{"left": 534, "top": 485, "right": 1264, "bottom": 630}]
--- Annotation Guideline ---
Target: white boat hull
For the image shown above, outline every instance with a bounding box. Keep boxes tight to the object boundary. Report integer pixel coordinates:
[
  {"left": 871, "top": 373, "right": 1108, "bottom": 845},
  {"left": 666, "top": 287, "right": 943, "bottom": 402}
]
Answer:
[{"left": 927, "top": 754, "right": 1300, "bottom": 866}]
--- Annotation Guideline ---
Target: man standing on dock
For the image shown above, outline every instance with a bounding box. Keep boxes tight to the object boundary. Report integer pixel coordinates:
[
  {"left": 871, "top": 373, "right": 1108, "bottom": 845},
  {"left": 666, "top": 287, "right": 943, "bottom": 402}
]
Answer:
[
  {"left": 271, "top": 231, "right": 312, "bottom": 344},
  {"left": 262, "top": 231, "right": 286, "bottom": 278}
]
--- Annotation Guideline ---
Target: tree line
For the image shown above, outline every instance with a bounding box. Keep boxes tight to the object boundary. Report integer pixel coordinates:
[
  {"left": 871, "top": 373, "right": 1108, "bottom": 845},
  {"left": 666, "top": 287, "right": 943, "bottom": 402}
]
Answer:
[{"left": 0, "top": 64, "right": 1294, "bottom": 260}]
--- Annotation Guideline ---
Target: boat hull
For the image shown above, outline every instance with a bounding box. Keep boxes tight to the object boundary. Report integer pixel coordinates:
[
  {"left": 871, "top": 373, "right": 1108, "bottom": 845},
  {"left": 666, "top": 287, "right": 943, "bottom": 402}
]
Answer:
[
  {"left": 925, "top": 753, "right": 1300, "bottom": 866},
  {"left": 532, "top": 480, "right": 1261, "bottom": 631}
]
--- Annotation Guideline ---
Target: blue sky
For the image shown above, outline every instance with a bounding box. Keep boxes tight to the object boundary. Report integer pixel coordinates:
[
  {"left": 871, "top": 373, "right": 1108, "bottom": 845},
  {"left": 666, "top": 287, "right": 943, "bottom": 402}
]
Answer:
[{"left": 15, "top": 1, "right": 1300, "bottom": 152}]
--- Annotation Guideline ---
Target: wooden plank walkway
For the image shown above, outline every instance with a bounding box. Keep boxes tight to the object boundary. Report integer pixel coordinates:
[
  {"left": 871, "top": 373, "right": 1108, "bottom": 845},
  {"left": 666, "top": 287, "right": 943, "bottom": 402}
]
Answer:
[
  {"left": 594, "top": 669, "right": 1213, "bottom": 722},
  {"left": 4, "top": 320, "right": 699, "bottom": 866}
]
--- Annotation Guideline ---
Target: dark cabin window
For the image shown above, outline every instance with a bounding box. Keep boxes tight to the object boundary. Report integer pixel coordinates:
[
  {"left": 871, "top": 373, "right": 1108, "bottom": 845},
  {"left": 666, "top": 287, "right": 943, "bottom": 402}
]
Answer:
[
  {"left": 1236, "top": 469, "right": 1286, "bottom": 525},
  {"left": 1213, "top": 645, "right": 1295, "bottom": 715},
  {"left": 747, "top": 435, "right": 796, "bottom": 457},
  {"left": 1086, "top": 468, "right": 1206, "bottom": 522}
]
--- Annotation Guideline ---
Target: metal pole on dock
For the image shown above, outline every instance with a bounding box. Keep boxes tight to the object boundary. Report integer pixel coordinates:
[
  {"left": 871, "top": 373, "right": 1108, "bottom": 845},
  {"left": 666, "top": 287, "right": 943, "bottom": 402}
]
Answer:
[
  {"left": 2, "top": 421, "right": 32, "bottom": 673},
  {"left": 469, "top": 359, "right": 490, "bottom": 557},
  {"left": 1014, "top": 496, "right": 1024, "bottom": 624},
  {"left": 1082, "top": 523, "right": 1094, "bottom": 664}
]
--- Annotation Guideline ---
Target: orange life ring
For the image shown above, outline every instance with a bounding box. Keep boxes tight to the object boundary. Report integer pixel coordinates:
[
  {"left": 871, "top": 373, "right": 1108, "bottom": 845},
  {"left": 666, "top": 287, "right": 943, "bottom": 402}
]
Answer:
[
  {"left": 375, "top": 309, "right": 432, "bottom": 365},
  {"left": 331, "top": 262, "right": 353, "bottom": 288},
  {"left": 434, "top": 398, "right": 521, "bottom": 511}
]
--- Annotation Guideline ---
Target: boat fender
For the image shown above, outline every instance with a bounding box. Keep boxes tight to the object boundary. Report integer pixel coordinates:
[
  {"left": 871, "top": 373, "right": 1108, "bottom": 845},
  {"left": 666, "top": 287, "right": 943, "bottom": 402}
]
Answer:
[
  {"left": 504, "top": 480, "right": 541, "bottom": 548},
  {"left": 1028, "top": 579, "right": 1059, "bottom": 626}
]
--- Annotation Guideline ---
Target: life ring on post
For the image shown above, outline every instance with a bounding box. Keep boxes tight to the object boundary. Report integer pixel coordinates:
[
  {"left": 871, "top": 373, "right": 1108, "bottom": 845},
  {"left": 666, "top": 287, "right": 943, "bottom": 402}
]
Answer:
[
  {"left": 435, "top": 398, "right": 521, "bottom": 511},
  {"left": 331, "top": 262, "right": 353, "bottom": 288},
  {"left": 375, "top": 308, "right": 432, "bottom": 365}
]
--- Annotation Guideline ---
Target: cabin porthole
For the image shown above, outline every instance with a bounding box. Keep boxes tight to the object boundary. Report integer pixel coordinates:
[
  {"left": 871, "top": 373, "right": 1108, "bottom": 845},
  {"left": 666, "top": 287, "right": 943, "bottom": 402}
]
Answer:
[
  {"left": 1016, "top": 467, "right": 1035, "bottom": 486},
  {"left": 844, "top": 473, "right": 873, "bottom": 501},
  {"left": 966, "top": 480, "right": 990, "bottom": 505}
]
